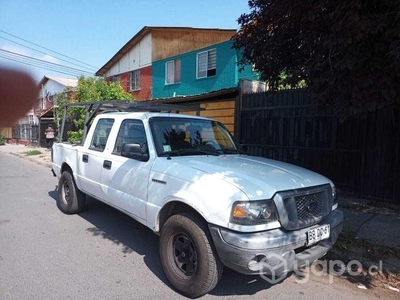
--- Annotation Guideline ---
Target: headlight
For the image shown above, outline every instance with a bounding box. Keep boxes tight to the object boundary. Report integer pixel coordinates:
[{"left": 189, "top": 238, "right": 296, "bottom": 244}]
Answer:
[
  {"left": 331, "top": 186, "right": 338, "bottom": 210},
  {"left": 230, "top": 200, "right": 278, "bottom": 225}
]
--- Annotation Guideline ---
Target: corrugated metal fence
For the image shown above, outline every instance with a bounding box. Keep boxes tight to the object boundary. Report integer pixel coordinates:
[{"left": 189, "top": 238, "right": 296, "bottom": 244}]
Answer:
[{"left": 238, "top": 89, "right": 400, "bottom": 203}]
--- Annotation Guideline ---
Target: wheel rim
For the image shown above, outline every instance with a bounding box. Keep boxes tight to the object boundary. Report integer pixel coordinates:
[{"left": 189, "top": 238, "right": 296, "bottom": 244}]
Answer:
[
  {"left": 172, "top": 233, "right": 198, "bottom": 277},
  {"left": 62, "top": 181, "right": 70, "bottom": 205}
]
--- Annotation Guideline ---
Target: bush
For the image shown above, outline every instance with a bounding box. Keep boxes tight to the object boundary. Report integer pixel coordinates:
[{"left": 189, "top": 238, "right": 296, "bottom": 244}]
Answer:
[
  {"left": 25, "top": 150, "right": 42, "bottom": 156},
  {"left": 0, "top": 133, "right": 5, "bottom": 145}
]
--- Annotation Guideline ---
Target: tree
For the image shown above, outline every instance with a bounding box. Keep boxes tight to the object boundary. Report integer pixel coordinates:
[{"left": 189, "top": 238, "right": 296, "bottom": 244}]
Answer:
[
  {"left": 233, "top": 0, "right": 400, "bottom": 119},
  {"left": 56, "top": 76, "right": 133, "bottom": 143}
]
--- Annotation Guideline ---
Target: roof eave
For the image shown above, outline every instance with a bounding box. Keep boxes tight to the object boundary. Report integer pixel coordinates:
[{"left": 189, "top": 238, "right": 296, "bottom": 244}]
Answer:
[
  {"left": 151, "top": 87, "right": 239, "bottom": 104},
  {"left": 95, "top": 26, "right": 151, "bottom": 76},
  {"left": 95, "top": 26, "right": 237, "bottom": 77}
]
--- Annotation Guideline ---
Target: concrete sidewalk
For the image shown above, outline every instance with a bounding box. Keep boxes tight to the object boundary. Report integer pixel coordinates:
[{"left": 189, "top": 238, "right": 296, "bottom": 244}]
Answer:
[
  {"left": 333, "top": 196, "right": 400, "bottom": 274},
  {"left": 0, "top": 143, "right": 52, "bottom": 168},
  {"left": 1, "top": 142, "right": 399, "bottom": 273},
  {"left": 339, "top": 198, "right": 400, "bottom": 250}
]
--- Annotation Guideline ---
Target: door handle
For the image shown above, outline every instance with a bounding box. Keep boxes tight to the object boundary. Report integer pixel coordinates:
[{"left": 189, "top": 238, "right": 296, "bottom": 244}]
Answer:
[
  {"left": 103, "top": 160, "right": 112, "bottom": 170},
  {"left": 82, "top": 154, "right": 88, "bottom": 163}
]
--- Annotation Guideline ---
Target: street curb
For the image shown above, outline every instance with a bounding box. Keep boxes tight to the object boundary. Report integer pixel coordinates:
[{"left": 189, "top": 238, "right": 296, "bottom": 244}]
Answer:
[
  {"left": 10, "top": 152, "right": 52, "bottom": 169},
  {"left": 340, "top": 201, "right": 400, "bottom": 217},
  {"left": 326, "top": 248, "right": 400, "bottom": 275}
]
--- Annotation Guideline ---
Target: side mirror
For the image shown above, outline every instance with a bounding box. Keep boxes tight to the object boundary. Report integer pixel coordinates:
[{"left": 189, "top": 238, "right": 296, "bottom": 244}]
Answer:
[{"left": 121, "top": 143, "right": 149, "bottom": 162}]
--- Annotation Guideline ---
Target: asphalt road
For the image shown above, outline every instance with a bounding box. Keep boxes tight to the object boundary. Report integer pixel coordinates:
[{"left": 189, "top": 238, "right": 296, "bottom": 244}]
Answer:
[{"left": 0, "top": 152, "right": 396, "bottom": 300}]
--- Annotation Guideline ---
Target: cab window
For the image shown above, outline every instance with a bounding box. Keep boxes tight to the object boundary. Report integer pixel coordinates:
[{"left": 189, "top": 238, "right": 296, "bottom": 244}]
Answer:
[
  {"left": 89, "top": 118, "right": 114, "bottom": 151},
  {"left": 113, "top": 119, "right": 147, "bottom": 155}
]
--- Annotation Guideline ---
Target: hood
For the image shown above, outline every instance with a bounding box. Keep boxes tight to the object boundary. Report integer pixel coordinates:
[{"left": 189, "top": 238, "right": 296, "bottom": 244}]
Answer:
[{"left": 171, "top": 155, "right": 332, "bottom": 200}]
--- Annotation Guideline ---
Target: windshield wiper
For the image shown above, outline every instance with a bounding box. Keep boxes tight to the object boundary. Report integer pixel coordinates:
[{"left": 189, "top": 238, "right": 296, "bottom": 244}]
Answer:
[
  {"left": 219, "top": 147, "right": 242, "bottom": 154},
  {"left": 159, "top": 148, "right": 220, "bottom": 158}
]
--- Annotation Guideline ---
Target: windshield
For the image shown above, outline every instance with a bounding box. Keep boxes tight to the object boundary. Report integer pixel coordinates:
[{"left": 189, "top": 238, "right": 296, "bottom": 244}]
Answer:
[{"left": 149, "top": 117, "right": 241, "bottom": 157}]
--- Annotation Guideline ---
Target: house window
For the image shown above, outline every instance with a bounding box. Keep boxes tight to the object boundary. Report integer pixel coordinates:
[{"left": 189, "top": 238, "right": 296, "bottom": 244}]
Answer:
[
  {"left": 197, "top": 49, "right": 216, "bottom": 79},
  {"left": 129, "top": 70, "right": 141, "bottom": 91},
  {"left": 166, "top": 59, "right": 181, "bottom": 84}
]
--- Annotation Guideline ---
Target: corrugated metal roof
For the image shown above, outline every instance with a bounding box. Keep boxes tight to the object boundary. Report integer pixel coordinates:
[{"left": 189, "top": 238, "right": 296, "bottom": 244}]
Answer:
[
  {"left": 151, "top": 87, "right": 239, "bottom": 103},
  {"left": 38, "top": 76, "right": 78, "bottom": 88},
  {"left": 38, "top": 106, "right": 55, "bottom": 118},
  {"left": 47, "top": 77, "right": 78, "bottom": 87}
]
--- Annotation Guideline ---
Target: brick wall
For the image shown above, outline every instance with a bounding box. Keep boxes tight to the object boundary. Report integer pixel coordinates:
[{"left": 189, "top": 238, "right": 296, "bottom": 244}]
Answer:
[
  {"left": 132, "top": 66, "right": 152, "bottom": 100},
  {"left": 107, "top": 66, "right": 152, "bottom": 101}
]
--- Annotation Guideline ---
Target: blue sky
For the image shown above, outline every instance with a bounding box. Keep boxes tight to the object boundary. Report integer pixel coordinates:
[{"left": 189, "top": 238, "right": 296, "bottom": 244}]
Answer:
[{"left": 0, "top": 0, "right": 250, "bottom": 82}]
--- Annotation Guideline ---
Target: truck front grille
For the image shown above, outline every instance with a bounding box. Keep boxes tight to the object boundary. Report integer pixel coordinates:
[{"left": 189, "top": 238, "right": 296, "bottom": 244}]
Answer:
[
  {"left": 295, "top": 192, "right": 325, "bottom": 221},
  {"left": 274, "top": 184, "right": 332, "bottom": 230}
]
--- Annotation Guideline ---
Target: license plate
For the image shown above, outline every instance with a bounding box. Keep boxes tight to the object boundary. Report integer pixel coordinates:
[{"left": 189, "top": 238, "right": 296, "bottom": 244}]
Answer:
[{"left": 307, "top": 224, "right": 330, "bottom": 246}]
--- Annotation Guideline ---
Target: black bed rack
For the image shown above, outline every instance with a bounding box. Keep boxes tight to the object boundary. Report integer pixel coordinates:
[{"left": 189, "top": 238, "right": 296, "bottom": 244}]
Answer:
[{"left": 58, "top": 100, "right": 203, "bottom": 143}]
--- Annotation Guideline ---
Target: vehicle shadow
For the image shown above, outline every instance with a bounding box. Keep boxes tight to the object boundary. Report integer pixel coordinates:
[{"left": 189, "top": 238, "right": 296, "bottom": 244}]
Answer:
[
  {"left": 47, "top": 190, "right": 281, "bottom": 297},
  {"left": 47, "top": 191, "right": 169, "bottom": 282},
  {"left": 48, "top": 188, "right": 58, "bottom": 201},
  {"left": 81, "top": 197, "right": 167, "bottom": 280},
  {"left": 210, "top": 268, "right": 279, "bottom": 296}
]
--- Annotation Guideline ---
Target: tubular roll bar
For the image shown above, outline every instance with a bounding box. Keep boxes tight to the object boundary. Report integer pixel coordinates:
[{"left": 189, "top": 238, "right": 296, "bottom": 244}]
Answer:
[{"left": 58, "top": 100, "right": 203, "bottom": 143}]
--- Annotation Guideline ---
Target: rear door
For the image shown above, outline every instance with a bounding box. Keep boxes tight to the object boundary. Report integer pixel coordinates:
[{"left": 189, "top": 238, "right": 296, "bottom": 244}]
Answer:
[{"left": 78, "top": 118, "right": 114, "bottom": 199}]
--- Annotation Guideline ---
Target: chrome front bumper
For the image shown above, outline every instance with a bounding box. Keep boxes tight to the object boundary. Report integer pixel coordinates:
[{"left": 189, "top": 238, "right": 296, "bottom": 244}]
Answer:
[{"left": 209, "top": 209, "right": 343, "bottom": 275}]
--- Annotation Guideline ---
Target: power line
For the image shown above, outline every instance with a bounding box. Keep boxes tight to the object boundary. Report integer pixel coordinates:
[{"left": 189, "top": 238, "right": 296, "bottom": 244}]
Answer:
[
  {"left": 0, "top": 49, "right": 94, "bottom": 75},
  {"left": 0, "top": 54, "right": 91, "bottom": 77},
  {"left": 0, "top": 35, "right": 97, "bottom": 72},
  {"left": 0, "top": 29, "right": 99, "bottom": 71},
  {"left": 0, "top": 49, "right": 94, "bottom": 77},
  {"left": 1, "top": 56, "right": 84, "bottom": 77}
]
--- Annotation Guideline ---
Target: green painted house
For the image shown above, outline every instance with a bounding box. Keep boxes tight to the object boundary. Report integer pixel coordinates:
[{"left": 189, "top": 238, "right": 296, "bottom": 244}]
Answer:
[{"left": 152, "top": 40, "right": 259, "bottom": 99}]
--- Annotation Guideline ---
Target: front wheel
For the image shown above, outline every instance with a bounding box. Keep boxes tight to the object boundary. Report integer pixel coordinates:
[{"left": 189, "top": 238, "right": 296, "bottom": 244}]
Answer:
[
  {"left": 159, "top": 213, "right": 223, "bottom": 298},
  {"left": 57, "top": 171, "right": 85, "bottom": 214}
]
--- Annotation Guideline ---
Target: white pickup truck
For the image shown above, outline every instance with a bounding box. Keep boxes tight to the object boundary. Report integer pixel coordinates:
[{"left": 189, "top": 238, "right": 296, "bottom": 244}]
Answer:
[{"left": 52, "top": 102, "right": 343, "bottom": 297}]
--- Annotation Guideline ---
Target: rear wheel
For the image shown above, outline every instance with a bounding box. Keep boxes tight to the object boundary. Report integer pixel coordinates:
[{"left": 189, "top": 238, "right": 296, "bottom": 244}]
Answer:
[
  {"left": 57, "top": 171, "right": 85, "bottom": 214},
  {"left": 159, "top": 213, "right": 223, "bottom": 298}
]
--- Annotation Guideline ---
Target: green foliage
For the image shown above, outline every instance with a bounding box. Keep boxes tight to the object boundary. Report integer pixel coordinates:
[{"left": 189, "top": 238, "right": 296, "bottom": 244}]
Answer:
[
  {"left": 233, "top": 0, "right": 400, "bottom": 119},
  {"left": 0, "top": 133, "right": 5, "bottom": 145},
  {"left": 74, "top": 76, "right": 132, "bottom": 101},
  {"left": 335, "top": 228, "right": 357, "bottom": 251},
  {"left": 25, "top": 150, "right": 42, "bottom": 156},
  {"left": 277, "top": 72, "right": 307, "bottom": 90},
  {"left": 56, "top": 76, "right": 133, "bottom": 143},
  {"left": 67, "top": 129, "right": 84, "bottom": 144}
]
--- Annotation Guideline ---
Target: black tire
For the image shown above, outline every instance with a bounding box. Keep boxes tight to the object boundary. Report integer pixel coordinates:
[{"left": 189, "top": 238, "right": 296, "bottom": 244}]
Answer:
[
  {"left": 159, "top": 213, "right": 223, "bottom": 298},
  {"left": 57, "top": 171, "right": 85, "bottom": 214}
]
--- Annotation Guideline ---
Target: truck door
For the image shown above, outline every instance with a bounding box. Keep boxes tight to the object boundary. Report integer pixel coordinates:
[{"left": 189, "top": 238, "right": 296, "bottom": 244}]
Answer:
[
  {"left": 100, "top": 119, "right": 151, "bottom": 222},
  {"left": 78, "top": 118, "right": 114, "bottom": 199}
]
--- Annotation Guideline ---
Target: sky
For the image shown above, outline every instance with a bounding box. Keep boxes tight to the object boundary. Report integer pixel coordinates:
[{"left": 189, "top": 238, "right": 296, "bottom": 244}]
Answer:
[{"left": 0, "top": 0, "right": 250, "bottom": 82}]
